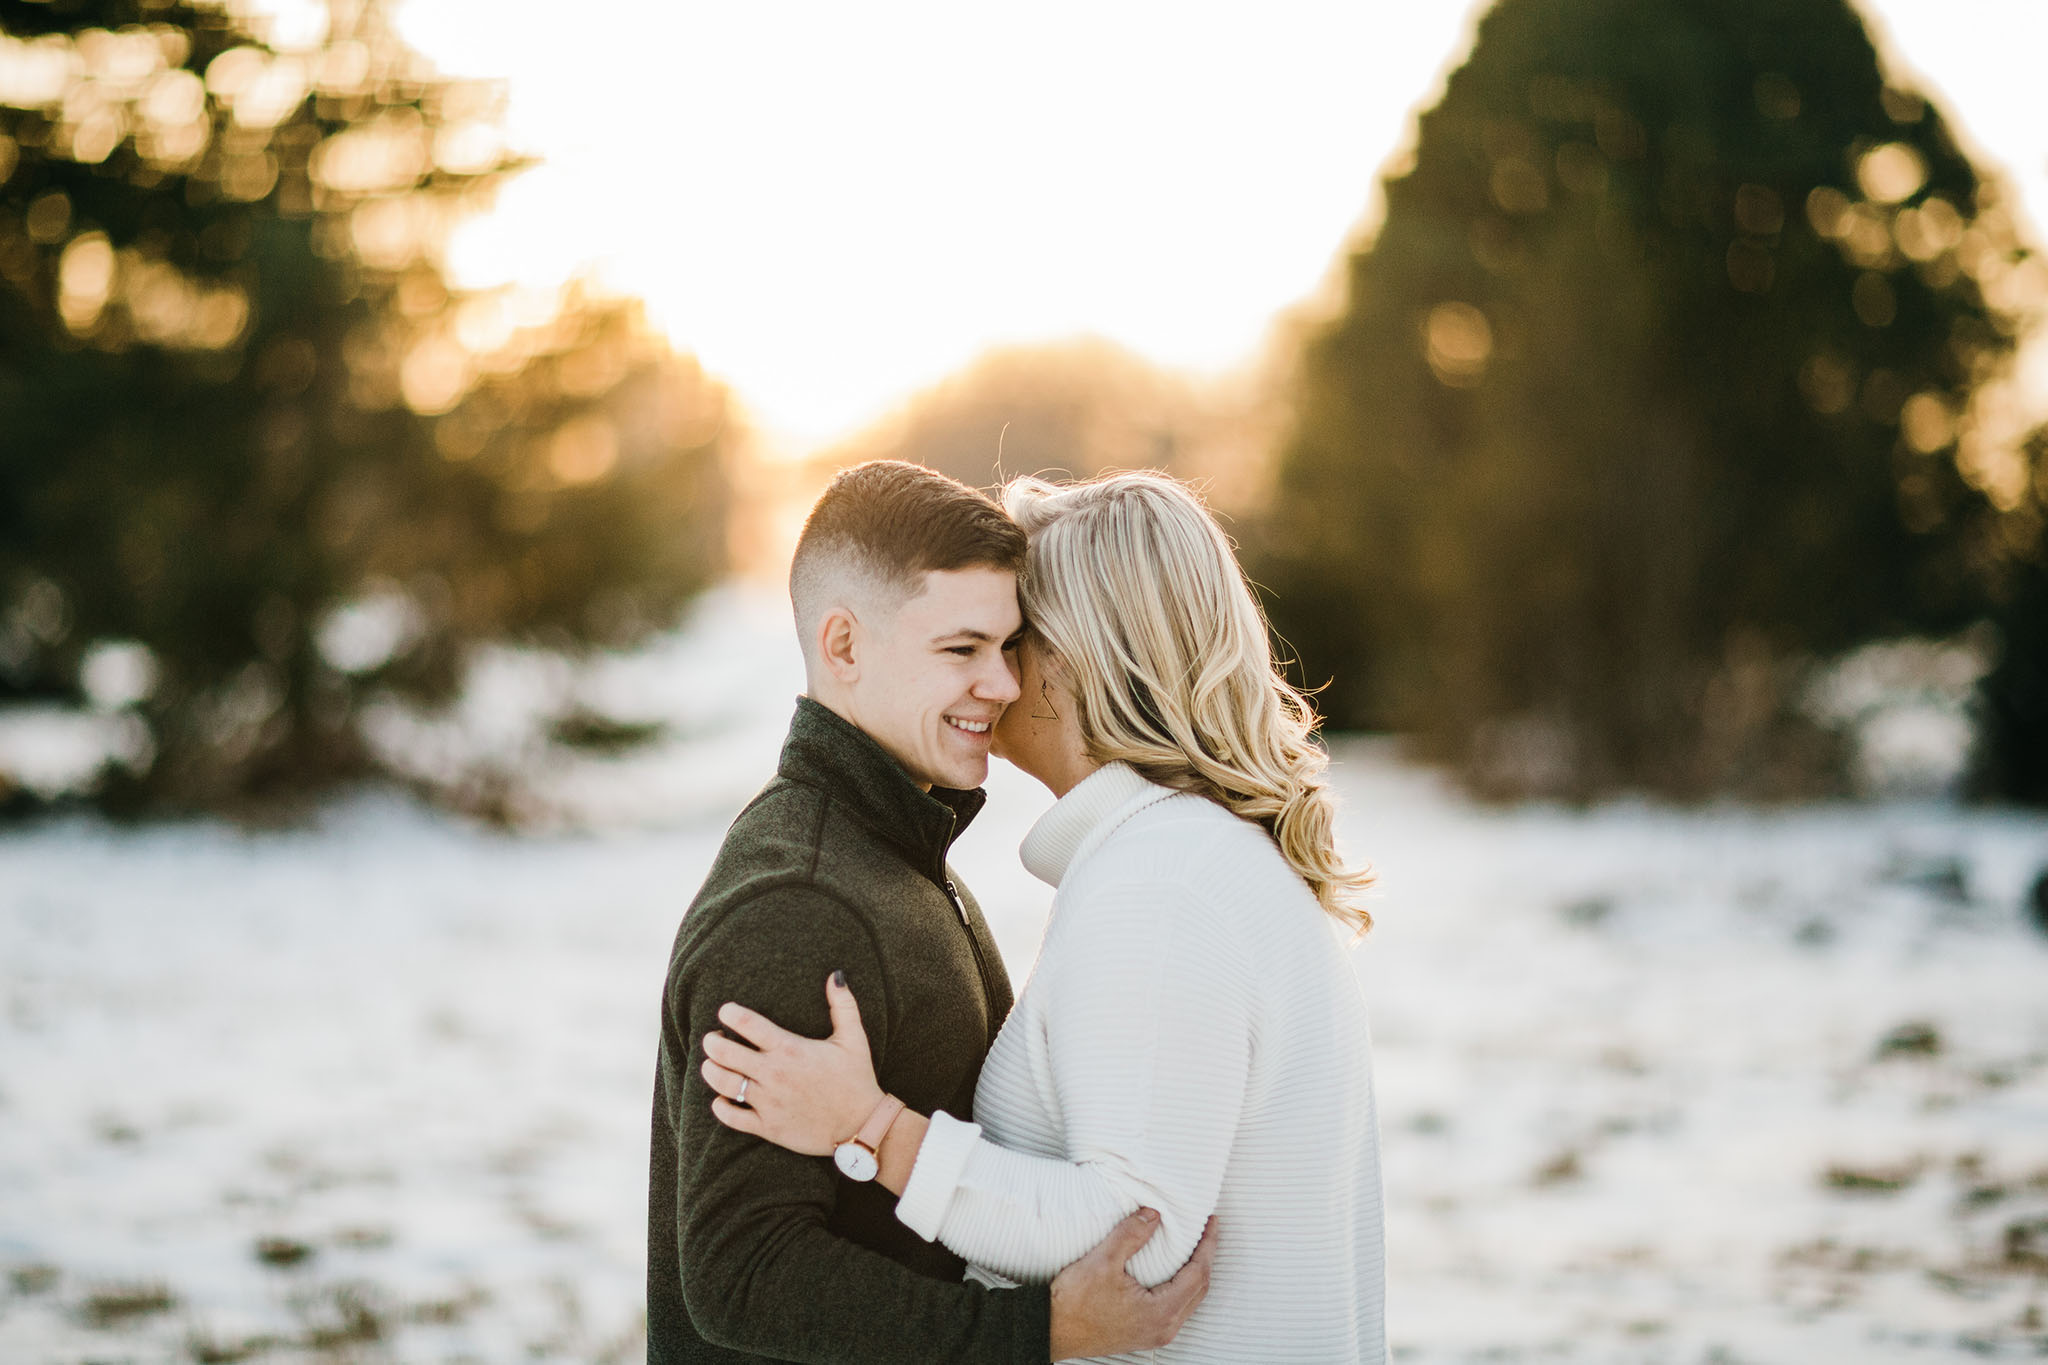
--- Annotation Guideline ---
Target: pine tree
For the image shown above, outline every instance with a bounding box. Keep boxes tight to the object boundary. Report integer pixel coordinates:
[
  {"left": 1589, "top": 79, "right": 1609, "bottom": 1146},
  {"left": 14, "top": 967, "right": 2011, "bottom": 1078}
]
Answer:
[
  {"left": 1971, "top": 426, "right": 2048, "bottom": 803},
  {"left": 0, "top": 0, "right": 729, "bottom": 813},
  {"left": 1257, "top": 0, "right": 2031, "bottom": 797}
]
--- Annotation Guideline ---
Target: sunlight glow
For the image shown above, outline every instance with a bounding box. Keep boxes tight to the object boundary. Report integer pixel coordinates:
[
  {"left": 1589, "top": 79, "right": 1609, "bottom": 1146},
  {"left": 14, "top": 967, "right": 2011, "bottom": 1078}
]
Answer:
[
  {"left": 386, "top": 0, "right": 1487, "bottom": 450},
  {"left": 344, "top": 0, "right": 2048, "bottom": 453}
]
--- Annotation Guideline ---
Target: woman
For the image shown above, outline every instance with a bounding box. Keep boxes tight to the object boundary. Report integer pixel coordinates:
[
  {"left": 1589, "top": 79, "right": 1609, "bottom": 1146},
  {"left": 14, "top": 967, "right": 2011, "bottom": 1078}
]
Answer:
[{"left": 703, "top": 471, "right": 1385, "bottom": 1362}]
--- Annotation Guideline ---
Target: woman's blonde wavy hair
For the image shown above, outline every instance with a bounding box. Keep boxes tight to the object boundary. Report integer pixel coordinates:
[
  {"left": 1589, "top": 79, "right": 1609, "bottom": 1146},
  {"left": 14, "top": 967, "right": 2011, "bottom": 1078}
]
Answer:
[{"left": 1003, "top": 471, "right": 1373, "bottom": 933}]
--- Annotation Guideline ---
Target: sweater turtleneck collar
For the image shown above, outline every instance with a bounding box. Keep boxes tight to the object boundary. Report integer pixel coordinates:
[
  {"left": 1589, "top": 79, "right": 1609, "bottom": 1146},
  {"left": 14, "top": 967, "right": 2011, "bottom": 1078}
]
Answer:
[{"left": 1019, "top": 761, "right": 1177, "bottom": 888}]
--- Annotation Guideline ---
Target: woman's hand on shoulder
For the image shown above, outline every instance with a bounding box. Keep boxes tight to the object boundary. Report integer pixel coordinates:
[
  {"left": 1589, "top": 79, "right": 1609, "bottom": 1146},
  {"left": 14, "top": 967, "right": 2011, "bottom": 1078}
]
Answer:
[{"left": 701, "top": 971, "right": 884, "bottom": 1156}]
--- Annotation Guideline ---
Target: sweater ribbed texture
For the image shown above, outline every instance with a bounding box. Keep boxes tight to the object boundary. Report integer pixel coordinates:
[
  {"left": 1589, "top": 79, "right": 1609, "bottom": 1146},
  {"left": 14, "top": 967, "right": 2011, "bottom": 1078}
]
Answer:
[{"left": 895, "top": 763, "right": 1387, "bottom": 1364}]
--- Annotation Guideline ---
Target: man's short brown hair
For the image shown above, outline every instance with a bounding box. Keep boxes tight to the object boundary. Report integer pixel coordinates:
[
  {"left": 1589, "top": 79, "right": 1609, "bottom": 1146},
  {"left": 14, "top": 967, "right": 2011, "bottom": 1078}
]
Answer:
[{"left": 790, "top": 461, "right": 1025, "bottom": 658}]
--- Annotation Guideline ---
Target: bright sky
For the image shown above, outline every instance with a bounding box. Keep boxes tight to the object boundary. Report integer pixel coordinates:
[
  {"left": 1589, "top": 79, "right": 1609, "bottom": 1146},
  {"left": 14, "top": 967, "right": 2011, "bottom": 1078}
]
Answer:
[{"left": 274, "top": 0, "right": 2048, "bottom": 454}]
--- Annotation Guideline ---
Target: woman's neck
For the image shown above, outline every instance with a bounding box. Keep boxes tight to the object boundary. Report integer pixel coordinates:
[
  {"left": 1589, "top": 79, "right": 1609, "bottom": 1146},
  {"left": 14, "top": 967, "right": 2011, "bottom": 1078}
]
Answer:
[{"left": 1040, "top": 754, "right": 1103, "bottom": 800}]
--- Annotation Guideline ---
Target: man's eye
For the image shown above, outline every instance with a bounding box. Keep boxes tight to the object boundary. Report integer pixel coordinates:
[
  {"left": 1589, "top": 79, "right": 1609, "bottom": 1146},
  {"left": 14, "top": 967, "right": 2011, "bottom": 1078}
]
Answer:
[{"left": 947, "top": 646, "right": 976, "bottom": 657}]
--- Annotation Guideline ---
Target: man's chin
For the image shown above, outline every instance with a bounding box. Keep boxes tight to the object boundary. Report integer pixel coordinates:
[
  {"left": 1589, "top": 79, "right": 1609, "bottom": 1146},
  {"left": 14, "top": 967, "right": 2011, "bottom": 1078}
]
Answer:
[{"left": 940, "top": 758, "right": 990, "bottom": 790}]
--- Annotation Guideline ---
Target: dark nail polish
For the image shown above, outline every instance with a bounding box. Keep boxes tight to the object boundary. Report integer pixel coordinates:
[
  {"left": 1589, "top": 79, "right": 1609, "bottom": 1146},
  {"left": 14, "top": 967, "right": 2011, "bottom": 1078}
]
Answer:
[{"left": 832, "top": 969, "right": 847, "bottom": 988}]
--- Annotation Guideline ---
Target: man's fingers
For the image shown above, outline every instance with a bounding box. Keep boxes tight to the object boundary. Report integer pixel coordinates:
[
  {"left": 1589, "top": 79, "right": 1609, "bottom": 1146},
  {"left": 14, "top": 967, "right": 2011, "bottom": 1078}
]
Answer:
[
  {"left": 716, "top": 1000, "right": 790, "bottom": 1049},
  {"left": 824, "top": 971, "right": 868, "bottom": 1045},
  {"left": 1184, "top": 1216, "right": 1219, "bottom": 1274},
  {"left": 1090, "top": 1206, "right": 1162, "bottom": 1267},
  {"left": 1153, "top": 1216, "right": 1217, "bottom": 1321}
]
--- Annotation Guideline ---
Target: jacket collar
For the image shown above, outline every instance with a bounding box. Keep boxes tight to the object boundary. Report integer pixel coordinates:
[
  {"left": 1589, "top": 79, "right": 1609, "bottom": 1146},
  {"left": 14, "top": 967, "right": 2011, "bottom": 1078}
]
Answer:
[
  {"left": 777, "top": 696, "right": 986, "bottom": 878},
  {"left": 1019, "top": 761, "right": 1178, "bottom": 889}
]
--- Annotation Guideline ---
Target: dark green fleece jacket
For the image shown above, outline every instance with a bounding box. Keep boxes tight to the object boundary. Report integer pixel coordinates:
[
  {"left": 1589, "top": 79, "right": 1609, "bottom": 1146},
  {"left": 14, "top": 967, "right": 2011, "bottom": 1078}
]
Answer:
[{"left": 647, "top": 697, "right": 1052, "bottom": 1364}]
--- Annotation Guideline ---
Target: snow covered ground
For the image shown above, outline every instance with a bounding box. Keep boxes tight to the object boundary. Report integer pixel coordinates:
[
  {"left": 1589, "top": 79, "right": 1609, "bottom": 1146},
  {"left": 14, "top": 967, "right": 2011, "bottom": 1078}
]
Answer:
[{"left": 3, "top": 588, "right": 2046, "bottom": 1363}]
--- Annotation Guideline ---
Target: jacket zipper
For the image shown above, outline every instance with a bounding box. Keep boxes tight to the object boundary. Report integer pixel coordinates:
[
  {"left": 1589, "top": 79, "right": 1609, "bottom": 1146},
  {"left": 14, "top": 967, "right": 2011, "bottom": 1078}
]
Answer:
[{"left": 944, "top": 876, "right": 1000, "bottom": 1033}]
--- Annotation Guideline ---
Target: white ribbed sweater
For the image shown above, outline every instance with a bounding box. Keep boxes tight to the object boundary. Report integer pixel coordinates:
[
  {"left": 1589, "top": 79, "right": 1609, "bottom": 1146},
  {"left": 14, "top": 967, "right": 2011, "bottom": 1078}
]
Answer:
[{"left": 896, "top": 763, "right": 1387, "bottom": 1364}]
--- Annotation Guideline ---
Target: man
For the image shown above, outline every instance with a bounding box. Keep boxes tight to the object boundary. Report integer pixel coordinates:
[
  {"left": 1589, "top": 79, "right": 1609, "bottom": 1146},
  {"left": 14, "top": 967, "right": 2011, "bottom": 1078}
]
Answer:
[{"left": 649, "top": 461, "right": 1210, "bottom": 1363}]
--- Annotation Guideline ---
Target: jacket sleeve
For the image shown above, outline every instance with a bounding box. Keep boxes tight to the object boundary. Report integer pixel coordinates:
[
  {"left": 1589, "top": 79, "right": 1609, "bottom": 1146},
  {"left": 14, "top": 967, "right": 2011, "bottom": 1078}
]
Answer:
[
  {"left": 661, "top": 884, "right": 1050, "bottom": 1364},
  {"left": 894, "top": 879, "right": 1250, "bottom": 1287}
]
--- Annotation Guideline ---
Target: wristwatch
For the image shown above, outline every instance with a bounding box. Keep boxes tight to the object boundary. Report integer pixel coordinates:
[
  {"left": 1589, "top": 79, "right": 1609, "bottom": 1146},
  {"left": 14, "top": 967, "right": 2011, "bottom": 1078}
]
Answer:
[{"left": 833, "top": 1094, "right": 906, "bottom": 1182}]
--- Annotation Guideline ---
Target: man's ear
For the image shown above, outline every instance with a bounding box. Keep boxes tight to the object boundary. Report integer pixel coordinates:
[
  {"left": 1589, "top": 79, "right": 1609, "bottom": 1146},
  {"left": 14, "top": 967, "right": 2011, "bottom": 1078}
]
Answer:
[{"left": 817, "top": 606, "right": 861, "bottom": 684}]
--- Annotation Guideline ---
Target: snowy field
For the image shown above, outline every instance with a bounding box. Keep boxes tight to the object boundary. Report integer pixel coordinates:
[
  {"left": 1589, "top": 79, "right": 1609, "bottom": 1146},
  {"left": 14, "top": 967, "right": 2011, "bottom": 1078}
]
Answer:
[{"left": 3, "top": 588, "right": 2047, "bottom": 1364}]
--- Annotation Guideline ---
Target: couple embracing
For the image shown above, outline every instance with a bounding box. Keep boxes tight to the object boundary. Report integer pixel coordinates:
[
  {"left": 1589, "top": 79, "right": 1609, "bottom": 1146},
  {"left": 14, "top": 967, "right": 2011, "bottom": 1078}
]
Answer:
[{"left": 648, "top": 461, "right": 1385, "bottom": 1363}]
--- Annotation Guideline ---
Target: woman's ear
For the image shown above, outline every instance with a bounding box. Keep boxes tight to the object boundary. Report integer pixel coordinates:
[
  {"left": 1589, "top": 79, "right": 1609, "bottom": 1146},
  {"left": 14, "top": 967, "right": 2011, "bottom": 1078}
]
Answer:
[
  {"left": 1036, "top": 645, "right": 1071, "bottom": 696},
  {"left": 818, "top": 607, "right": 860, "bottom": 684}
]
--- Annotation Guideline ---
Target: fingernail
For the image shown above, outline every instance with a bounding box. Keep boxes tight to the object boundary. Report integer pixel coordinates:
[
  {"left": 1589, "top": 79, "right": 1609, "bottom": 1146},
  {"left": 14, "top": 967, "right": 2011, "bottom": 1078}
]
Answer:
[
  {"left": 832, "top": 969, "right": 846, "bottom": 988},
  {"left": 1139, "top": 1207, "right": 1159, "bottom": 1222}
]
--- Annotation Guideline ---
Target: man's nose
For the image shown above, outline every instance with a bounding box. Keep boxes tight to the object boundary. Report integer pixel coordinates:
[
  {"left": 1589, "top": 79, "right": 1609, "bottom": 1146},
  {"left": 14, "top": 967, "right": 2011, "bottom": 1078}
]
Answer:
[{"left": 980, "top": 649, "right": 1021, "bottom": 703}]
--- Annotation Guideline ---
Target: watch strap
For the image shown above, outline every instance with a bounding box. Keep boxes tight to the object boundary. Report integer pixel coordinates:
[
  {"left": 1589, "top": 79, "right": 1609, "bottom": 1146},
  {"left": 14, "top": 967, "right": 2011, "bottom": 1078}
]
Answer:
[{"left": 853, "top": 1093, "right": 905, "bottom": 1155}]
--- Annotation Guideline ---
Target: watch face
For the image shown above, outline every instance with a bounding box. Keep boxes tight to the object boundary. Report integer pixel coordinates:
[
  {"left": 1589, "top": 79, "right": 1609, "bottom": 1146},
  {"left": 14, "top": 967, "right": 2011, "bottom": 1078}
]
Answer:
[{"left": 834, "top": 1141, "right": 879, "bottom": 1183}]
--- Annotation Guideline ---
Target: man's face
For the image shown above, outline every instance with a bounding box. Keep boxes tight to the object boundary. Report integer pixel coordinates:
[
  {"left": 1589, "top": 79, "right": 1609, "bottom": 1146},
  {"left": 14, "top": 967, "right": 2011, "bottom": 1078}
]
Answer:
[{"left": 846, "top": 566, "right": 1023, "bottom": 790}]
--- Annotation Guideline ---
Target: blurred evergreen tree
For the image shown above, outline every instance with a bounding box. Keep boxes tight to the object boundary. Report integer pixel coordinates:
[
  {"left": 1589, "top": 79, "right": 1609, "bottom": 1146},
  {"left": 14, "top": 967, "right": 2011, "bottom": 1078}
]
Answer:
[
  {"left": 1970, "top": 425, "right": 2048, "bottom": 803},
  {"left": 0, "top": 0, "right": 729, "bottom": 814},
  {"left": 822, "top": 337, "right": 1276, "bottom": 511},
  {"left": 1258, "top": 0, "right": 2036, "bottom": 798}
]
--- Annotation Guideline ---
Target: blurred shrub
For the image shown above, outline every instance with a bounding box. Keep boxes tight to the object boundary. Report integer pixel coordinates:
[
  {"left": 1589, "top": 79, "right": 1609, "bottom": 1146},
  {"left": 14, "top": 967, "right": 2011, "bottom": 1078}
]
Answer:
[
  {"left": 0, "top": 0, "right": 730, "bottom": 814},
  {"left": 820, "top": 337, "right": 1277, "bottom": 510},
  {"left": 1255, "top": 0, "right": 2042, "bottom": 799}
]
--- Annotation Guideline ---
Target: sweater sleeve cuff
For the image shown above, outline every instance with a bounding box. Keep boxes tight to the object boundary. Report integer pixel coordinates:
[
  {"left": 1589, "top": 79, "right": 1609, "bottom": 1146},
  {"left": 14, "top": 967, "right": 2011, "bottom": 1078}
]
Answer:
[{"left": 895, "top": 1108, "right": 981, "bottom": 1242}]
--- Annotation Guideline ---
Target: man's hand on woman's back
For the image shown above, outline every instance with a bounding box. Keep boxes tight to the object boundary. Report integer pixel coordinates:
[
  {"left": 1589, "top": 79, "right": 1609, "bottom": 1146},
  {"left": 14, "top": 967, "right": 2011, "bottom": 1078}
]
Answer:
[{"left": 1048, "top": 1208, "right": 1216, "bottom": 1361}]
